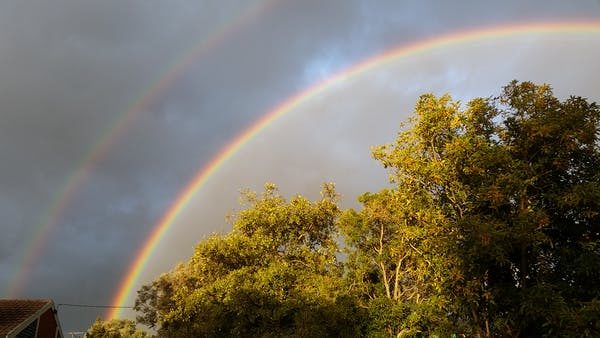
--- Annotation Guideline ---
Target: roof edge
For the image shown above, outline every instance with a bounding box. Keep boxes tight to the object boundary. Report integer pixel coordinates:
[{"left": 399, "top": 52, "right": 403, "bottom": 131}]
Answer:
[{"left": 5, "top": 300, "right": 53, "bottom": 338}]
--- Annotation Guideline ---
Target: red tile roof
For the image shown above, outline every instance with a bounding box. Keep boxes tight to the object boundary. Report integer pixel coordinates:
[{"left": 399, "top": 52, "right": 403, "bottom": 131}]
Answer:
[{"left": 0, "top": 299, "right": 52, "bottom": 335}]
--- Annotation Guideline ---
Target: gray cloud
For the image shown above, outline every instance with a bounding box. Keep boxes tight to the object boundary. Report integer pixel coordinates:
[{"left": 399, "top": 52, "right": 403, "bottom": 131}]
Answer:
[{"left": 0, "top": 0, "right": 599, "bottom": 332}]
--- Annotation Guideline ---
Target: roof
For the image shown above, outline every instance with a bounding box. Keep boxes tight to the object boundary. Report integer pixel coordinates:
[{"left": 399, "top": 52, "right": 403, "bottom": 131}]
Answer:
[{"left": 0, "top": 299, "right": 53, "bottom": 335}]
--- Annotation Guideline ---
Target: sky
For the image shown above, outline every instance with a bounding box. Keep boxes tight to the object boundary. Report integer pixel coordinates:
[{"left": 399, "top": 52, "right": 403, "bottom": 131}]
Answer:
[{"left": 1, "top": 0, "right": 600, "bottom": 333}]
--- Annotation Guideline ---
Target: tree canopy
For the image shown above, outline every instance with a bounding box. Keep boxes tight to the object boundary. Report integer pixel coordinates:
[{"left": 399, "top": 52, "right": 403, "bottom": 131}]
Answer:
[
  {"left": 134, "top": 183, "right": 364, "bottom": 337},
  {"left": 341, "top": 81, "right": 600, "bottom": 336},
  {"left": 129, "top": 81, "right": 599, "bottom": 337},
  {"left": 85, "top": 318, "right": 149, "bottom": 338}
]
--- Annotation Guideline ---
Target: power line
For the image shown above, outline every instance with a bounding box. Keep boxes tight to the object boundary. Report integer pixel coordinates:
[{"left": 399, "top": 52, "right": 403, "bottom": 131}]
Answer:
[
  {"left": 57, "top": 304, "right": 136, "bottom": 337},
  {"left": 57, "top": 303, "right": 134, "bottom": 309}
]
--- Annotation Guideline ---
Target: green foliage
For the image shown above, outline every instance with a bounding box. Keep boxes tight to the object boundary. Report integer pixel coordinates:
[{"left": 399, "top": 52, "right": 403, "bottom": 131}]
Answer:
[
  {"left": 135, "top": 81, "right": 600, "bottom": 337},
  {"left": 135, "top": 183, "right": 364, "bottom": 337},
  {"left": 85, "top": 318, "right": 149, "bottom": 338},
  {"left": 341, "top": 81, "right": 600, "bottom": 336}
]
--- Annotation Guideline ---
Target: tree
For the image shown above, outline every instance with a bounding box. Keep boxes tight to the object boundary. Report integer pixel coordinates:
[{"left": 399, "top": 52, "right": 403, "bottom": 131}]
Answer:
[
  {"left": 135, "top": 183, "right": 364, "bottom": 337},
  {"left": 341, "top": 81, "right": 600, "bottom": 336},
  {"left": 85, "top": 318, "right": 149, "bottom": 338},
  {"left": 134, "top": 81, "right": 599, "bottom": 337},
  {"left": 339, "top": 94, "right": 467, "bottom": 337}
]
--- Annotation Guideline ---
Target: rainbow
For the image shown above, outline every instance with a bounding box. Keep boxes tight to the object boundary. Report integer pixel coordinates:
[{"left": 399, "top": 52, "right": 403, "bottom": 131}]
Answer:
[
  {"left": 108, "top": 20, "right": 600, "bottom": 319},
  {"left": 4, "top": 0, "right": 277, "bottom": 297}
]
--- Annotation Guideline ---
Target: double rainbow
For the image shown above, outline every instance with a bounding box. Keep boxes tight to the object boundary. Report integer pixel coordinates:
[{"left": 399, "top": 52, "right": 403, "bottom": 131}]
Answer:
[
  {"left": 5, "top": 0, "right": 277, "bottom": 297},
  {"left": 107, "top": 20, "right": 600, "bottom": 319}
]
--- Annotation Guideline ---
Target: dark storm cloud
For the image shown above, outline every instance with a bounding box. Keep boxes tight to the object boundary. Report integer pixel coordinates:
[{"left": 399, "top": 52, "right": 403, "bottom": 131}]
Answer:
[
  {"left": 0, "top": 0, "right": 278, "bottom": 329},
  {"left": 1, "top": 0, "right": 599, "bottom": 332}
]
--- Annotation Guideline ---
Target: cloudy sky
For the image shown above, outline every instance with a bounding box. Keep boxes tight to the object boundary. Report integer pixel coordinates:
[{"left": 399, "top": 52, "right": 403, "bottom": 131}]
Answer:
[{"left": 1, "top": 0, "right": 600, "bottom": 332}]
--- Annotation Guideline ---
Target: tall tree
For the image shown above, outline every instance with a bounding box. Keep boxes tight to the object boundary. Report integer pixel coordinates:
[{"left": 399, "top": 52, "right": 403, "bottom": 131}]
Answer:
[
  {"left": 341, "top": 81, "right": 600, "bottom": 336},
  {"left": 134, "top": 81, "right": 599, "bottom": 337},
  {"left": 340, "top": 93, "right": 466, "bottom": 337},
  {"left": 135, "top": 183, "right": 364, "bottom": 337}
]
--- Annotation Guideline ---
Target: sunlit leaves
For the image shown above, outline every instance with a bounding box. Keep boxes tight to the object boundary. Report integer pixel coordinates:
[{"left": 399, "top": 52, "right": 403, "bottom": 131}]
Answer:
[
  {"left": 342, "top": 81, "right": 600, "bottom": 336},
  {"left": 134, "top": 183, "right": 363, "bottom": 337},
  {"left": 85, "top": 318, "right": 149, "bottom": 338},
  {"left": 133, "top": 81, "right": 599, "bottom": 337}
]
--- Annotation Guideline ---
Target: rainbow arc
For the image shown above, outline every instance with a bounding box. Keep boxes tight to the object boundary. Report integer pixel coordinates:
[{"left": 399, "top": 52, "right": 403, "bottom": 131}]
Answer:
[
  {"left": 5, "top": 0, "right": 276, "bottom": 298},
  {"left": 106, "top": 20, "right": 600, "bottom": 319}
]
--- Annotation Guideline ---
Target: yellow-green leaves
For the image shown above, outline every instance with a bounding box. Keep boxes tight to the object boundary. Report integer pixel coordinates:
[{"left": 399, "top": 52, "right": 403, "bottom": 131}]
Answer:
[
  {"left": 134, "top": 184, "right": 363, "bottom": 337},
  {"left": 85, "top": 318, "right": 149, "bottom": 338},
  {"left": 133, "top": 81, "right": 600, "bottom": 337},
  {"left": 342, "top": 81, "right": 600, "bottom": 336}
]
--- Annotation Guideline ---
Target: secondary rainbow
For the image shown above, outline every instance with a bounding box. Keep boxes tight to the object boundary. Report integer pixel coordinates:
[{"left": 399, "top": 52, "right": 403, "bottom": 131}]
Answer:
[
  {"left": 108, "top": 20, "right": 600, "bottom": 318},
  {"left": 4, "top": 0, "right": 276, "bottom": 297}
]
